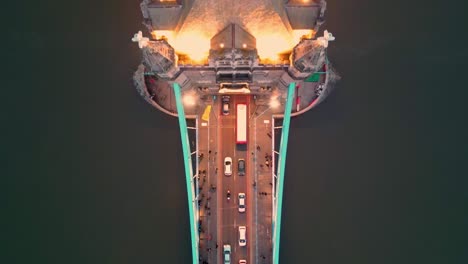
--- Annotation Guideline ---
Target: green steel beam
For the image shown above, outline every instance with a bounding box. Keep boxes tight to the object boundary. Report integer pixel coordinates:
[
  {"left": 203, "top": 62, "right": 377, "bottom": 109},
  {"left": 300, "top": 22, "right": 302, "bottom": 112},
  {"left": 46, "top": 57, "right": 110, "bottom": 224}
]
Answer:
[
  {"left": 273, "top": 82, "right": 296, "bottom": 264},
  {"left": 173, "top": 83, "right": 199, "bottom": 264}
]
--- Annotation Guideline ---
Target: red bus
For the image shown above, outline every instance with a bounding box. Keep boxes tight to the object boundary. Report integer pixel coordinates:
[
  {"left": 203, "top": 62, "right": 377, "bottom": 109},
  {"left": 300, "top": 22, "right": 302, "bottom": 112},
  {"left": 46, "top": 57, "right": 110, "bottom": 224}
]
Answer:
[{"left": 236, "top": 103, "right": 247, "bottom": 144}]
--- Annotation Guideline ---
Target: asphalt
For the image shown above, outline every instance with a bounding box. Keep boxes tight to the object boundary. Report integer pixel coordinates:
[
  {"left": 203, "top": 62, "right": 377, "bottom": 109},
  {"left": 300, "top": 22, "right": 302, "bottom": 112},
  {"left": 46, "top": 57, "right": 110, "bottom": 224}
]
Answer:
[{"left": 196, "top": 94, "right": 274, "bottom": 264}]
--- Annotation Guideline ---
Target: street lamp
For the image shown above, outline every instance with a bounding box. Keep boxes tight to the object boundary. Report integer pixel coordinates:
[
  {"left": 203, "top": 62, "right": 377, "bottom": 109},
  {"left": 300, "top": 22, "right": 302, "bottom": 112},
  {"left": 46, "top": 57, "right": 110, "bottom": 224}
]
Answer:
[
  {"left": 269, "top": 96, "right": 280, "bottom": 109},
  {"left": 183, "top": 92, "right": 197, "bottom": 106}
]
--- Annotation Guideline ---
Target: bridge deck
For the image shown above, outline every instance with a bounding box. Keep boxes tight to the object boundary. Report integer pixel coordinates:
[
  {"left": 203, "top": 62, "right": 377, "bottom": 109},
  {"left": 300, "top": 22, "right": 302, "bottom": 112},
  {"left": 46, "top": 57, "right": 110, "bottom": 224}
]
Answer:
[{"left": 195, "top": 94, "right": 275, "bottom": 264}]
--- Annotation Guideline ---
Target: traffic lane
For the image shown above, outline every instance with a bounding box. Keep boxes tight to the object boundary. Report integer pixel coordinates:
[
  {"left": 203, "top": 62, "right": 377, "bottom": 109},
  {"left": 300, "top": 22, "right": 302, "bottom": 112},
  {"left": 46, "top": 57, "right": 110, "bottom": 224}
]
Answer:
[
  {"left": 230, "top": 95, "right": 240, "bottom": 261},
  {"left": 246, "top": 95, "right": 256, "bottom": 264},
  {"left": 245, "top": 95, "right": 253, "bottom": 263},
  {"left": 221, "top": 111, "right": 236, "bottom": 260},
  {"left": 222, "top": 94, "right": 251, "bottom": 262},
  {"left": 216, "top": 98, "right": 223, "bottom": 264},
  {"left": 225, "top": 96, "right": 246, "bottom": 262},
  {"left": 233, "top": 95, "right": 250, "bottom": 262}
]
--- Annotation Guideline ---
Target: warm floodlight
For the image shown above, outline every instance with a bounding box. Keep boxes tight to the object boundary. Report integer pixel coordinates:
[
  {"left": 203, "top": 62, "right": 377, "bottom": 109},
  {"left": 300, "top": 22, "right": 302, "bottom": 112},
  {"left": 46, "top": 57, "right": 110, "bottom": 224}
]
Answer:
[
  {"left": 183, "top": 93, "right": 196, "bottom": 106},
  {"left": 269, "top": 97, "right": 280, "bottom": 108}
]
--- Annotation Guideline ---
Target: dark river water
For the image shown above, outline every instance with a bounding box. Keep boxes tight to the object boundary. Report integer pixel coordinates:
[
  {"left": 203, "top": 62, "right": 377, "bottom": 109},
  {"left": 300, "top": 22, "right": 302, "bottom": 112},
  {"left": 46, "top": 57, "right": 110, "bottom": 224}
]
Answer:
[{"left": 4, "top": 0, "right": 468, "bottom": 263}]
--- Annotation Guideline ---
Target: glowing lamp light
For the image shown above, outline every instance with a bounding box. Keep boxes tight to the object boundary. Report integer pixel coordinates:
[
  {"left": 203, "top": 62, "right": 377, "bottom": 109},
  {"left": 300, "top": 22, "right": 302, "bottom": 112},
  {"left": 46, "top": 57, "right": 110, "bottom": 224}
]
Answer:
[
  {"left": 151, "top": 30, "right": 210, "bottom": 63},
  {"left": 152, "top": 30, "right": 175, "bottom": 42},
  {"left": 256, "top": 33, "right": 291, "bottom": 62},
  {"left": 269, "top": 97, "right": 280, "bottom": 108},
  {"left": 292, "top": 29, "right": 314, "bottom": 43},
  {"left": 242, "top": 43, "right": 247, "bottom": 48},
  {"left": 183, "top": 93, "right": 196, "bottom": 106},
  {"left": 172, "top": 32, "right": 210, "bottom": 62},
  {"left": 220, "top": 43, "right": 225, "bottom": 48}
]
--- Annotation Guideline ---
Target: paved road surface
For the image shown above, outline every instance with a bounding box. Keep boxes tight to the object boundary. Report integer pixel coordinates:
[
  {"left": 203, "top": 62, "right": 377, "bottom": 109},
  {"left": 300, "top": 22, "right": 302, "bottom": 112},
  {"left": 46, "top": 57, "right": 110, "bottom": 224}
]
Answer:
[{"left": 198, "top": 94, "right": 272, "bottom": 264}]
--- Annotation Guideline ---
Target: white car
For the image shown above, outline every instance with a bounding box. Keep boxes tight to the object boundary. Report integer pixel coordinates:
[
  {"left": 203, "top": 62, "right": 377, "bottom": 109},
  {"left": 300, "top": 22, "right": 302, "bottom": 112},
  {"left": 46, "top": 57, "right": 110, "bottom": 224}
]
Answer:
[
  {"left": 223, "top": 244, "right": 231, "bottom": 264},
  {"left": 238, "top": 193, "right": 246, "bottom": 213},
  {"left": 224, "top": 157, "right": 232, "bottom": 176},
  {"left": 238, "top": 226, "right": 246, "bottom": 247},
  {"left": 239, "top": 260, "right": 247, "bottom": 264}
]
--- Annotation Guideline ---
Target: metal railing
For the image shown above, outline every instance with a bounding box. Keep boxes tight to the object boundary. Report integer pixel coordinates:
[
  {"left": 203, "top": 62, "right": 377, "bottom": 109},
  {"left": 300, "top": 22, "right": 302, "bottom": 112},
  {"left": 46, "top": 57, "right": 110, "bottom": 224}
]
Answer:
[
  {"left": 272, "top": 82, "right": 295, "bottom": 264},
  {"left": 173, "top": 83, "right": 199, "bottom": 264}
]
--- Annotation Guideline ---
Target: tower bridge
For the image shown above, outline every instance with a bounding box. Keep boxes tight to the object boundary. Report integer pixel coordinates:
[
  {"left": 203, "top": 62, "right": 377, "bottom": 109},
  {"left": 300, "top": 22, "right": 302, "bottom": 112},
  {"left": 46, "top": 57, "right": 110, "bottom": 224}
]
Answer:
[{"left": 132, "top": 1, "right": 339, "bottom": 263}]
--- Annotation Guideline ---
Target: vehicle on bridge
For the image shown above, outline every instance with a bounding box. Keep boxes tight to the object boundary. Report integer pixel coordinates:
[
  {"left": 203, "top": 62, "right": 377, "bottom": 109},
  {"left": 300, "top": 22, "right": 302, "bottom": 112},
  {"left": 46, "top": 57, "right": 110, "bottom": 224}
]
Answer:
[
  {"left": 238, "top": 226, "right": 246, "bottom": 246},
  {"left": 223, "top": 244, "right": 231, "bottom": 264},
  {"left": 239, "top": 260, "right": 246, "bottom": 264},
  {"left": 238, "top": 193, "right": 246, "bottom": 213},
  {"left": 236, "top": 103, "right": 247, "bottom": 144},
  {"left": 238, "top": 159, "right": 245, "bottom": 176},
  {"left": 224, "top": 157, "right": 232, "bottom": 176}
]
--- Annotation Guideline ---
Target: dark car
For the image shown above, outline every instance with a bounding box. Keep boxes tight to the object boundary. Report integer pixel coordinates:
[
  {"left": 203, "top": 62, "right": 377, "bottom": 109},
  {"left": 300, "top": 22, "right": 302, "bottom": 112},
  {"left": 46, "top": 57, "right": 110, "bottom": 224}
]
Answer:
[
  {"left": 238, "top": 159, "right": 245, "bottom": 176},
  {"left": 222, "top": 96, "right": 230, "bottom": 115}
]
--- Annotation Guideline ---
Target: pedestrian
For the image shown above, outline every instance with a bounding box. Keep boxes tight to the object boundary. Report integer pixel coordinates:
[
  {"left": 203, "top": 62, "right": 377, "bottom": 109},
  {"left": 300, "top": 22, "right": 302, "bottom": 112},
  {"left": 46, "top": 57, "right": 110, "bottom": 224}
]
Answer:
[
  {"left": 257, "top": 145, "right": 261, "bottom": 151},
  {"left": 209, "top": 150, "right": 211, "bottom": 154}
]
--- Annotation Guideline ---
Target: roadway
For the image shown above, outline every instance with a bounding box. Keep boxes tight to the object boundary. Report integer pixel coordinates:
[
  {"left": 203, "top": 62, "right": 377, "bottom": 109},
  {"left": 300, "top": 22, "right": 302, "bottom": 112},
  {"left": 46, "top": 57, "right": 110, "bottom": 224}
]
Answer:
[
  {"left": 198, "top": 94, "right": 273, "bottom": 264},
  {"left": 216, "top": 95, "right": 252, "bottom": 264}
]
